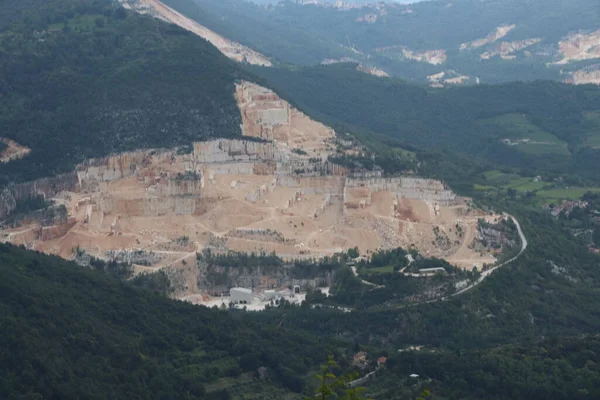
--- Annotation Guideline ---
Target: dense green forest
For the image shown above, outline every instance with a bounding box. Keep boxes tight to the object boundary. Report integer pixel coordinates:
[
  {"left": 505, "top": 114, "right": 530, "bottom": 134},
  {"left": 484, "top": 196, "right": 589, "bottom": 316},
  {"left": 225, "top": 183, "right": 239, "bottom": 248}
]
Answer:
[
  {"left": 0, "top": 243, "right": 354, "bottom": 399},
  {"left": 162, "top": 0, "right": 600, "bottom": 83},
  {"left": 0, "top": 0, "right": 247, "bottom": 185},
  {"left": 370, "top": 335, "right": 600, "bottom": 399}
]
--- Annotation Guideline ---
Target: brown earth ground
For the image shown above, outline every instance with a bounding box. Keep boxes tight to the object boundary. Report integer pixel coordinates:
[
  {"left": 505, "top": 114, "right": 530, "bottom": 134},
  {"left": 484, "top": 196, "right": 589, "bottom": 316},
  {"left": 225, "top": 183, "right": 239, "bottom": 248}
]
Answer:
[
  {"left": 0, "top": 138, "right": 31, "bottom": 163},
  {"left": 0, "top": 82, "right": 500, "bottom": 283}
]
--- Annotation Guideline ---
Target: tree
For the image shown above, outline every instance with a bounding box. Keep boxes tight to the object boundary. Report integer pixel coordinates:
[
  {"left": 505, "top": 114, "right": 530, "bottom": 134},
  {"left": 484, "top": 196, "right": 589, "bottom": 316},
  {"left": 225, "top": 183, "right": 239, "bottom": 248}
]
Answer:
[
  {"left": 593, "top": 226, "right": 600, "bottom": 247},
  {"left": 347, "top": 247, "right": 360, "bottom": 259},
  {"left": 309, "top": 356, "right": 369, "bottom": 400}
]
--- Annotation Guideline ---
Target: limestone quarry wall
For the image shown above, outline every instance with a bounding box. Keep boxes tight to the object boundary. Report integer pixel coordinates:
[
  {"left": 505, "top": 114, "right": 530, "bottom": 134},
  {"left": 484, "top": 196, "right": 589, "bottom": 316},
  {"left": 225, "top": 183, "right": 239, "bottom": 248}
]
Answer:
[
  {"left": 195, "top": 261, "right": 334, "bottom": 295},
  {"left": 276, "top": 176, "right": 346, "bottom": 195},
  {"left": 77, "top": 149, "right": 175, "bottom": 185},
  {"left": 98, "top": 196, "right": 200, "bottom": 217},
  {"left": 40, "top": 218, "right": 77, "bottom": 241},
  {"left": 161, "top": 179, "right": 203, "bottom": 197},
  {"left": 345, "top": 177, "right": 455, "bottom": 204},
  {"left": 0, "top": 172, "right": 79, "bottom": 220},
  {"left": 2, "top": 217, "right": 76, "bottom": 243},
  {"left": 314, "top": 194, "right": 333, "bottom": 218},
  {"left": 193, "top": 139, "right": 285, "bottom": 164},
  {"left": 4, "top": 227, "right": 39, "bottom": 244},
  {"left": 201, "top": 162, "right": 256, "bottom": 176}
]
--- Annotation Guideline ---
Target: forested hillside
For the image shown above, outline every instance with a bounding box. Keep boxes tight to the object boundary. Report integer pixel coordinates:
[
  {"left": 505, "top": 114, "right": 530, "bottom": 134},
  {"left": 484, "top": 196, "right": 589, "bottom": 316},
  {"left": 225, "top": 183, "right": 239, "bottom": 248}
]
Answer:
[
  {"left": 162, "top": 0, "right": 600, "bottom": 83},
  {"left": 0, "top": 243, "right": 348, "bottom": 399},
  {"left": 2, "top": 225, "right": 599, "bottom": 399},
  {"left": 253, "top": 63, "right": 600, "bottom": 183},
  {"left": 375, "top": 335, "right": 600, "bottom": 399},
  {"left": 0, "top": 0, "right": 247, "bottom": 185}
]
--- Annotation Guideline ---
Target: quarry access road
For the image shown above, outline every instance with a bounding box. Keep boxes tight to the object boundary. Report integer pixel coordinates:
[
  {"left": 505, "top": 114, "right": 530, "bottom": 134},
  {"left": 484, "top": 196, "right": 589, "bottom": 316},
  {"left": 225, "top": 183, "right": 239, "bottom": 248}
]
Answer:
[
  {"left": 351, "top": 214, "right": 528, "bottom": 297},
  {"left": 351, "top": 266, "right": 384, "bottom": 288},
  {"left": 389, "top": 214, "right": 528, "bottom": 309},
  {"left": 449, "top": 214, "right": 527, "bottom": 298}
]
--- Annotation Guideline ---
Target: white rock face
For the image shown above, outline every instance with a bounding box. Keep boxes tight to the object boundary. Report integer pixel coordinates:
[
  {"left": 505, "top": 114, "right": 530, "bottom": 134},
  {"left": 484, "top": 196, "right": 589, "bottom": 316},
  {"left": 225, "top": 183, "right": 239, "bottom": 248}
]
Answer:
[
  {"left": 346, "top": 177, "right": 456, "bottom": 204},
  {"left": 193, "top": 140, "right": 283, "bottom": 164}
]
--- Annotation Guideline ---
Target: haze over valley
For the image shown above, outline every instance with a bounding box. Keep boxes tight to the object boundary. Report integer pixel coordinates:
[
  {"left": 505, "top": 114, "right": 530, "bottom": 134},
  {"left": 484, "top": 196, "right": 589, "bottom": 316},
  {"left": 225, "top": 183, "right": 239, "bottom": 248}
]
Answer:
[{"left": 1, "top": 1, "right": 600, "bottom": 399}]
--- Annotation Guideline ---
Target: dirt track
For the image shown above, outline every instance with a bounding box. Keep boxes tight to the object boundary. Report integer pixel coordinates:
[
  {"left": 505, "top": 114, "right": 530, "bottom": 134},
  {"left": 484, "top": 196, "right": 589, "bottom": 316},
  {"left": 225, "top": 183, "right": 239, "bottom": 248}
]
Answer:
[{"left": 1, "top": 82, "right": 502, "bottom": 285}]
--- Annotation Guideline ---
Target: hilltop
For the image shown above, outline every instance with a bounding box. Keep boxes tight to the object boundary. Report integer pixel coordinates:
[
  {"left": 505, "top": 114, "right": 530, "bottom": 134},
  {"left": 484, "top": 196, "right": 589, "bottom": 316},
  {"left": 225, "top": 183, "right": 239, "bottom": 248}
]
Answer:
[
  {"left": 0, "top": 0, "right": 247, "bottom": 186},
  {"left": 162, "top": 0, "right": 600, "bottom": 85}
]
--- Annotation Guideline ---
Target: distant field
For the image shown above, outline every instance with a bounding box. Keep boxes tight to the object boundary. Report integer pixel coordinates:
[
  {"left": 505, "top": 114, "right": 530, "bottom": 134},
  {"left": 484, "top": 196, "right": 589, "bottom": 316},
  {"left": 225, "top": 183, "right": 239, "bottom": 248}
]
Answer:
[
  {"left": 478, "top": 169, "right": 600, "bottom": 204},
  {"left": 482, "top": 170, "right": 520, "bottom": 185},
  {"left": 517, "top": 141, "right": 570, "bottom": 155},
  {"left": 505, "top": 179, "right": 549, "bottom": 192},
  {"left": 477, "top": 113, "right": 570, "bottom": 155},
  {"left": 480, "top": 171, "right": 550, "bottom": 192},
  {"left": 536, "top": 187, "right": 600, "bottom": 203}
]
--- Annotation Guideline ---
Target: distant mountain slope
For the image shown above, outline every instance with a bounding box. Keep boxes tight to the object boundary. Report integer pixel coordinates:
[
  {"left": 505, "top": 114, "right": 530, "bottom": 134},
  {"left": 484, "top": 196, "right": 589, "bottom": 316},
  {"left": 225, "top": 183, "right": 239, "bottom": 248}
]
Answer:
[
  {"left": 0, "top": 243, "right": 342, "bottom": 398},
  {"left": 0, "top": 0, "right": 248, "bottom": 186},
  {"left": 252, "top": 63, "right": 600, "bottom": 181},
  {"left": 166, "top": 0, "right": 600, "bottom": 84},
  {"left": 119, "top": 0, "right": 272, "bottom": 66}
]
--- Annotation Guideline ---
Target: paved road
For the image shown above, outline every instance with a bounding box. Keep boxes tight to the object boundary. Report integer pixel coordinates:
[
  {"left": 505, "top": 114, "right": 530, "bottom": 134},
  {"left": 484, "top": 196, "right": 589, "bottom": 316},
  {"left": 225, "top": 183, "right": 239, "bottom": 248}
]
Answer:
[
  {"left": 348, "top": 214, "right": 528, "bottom": 307},
  {"left": 449, "top": 214, "right": 527, "bottom": 298}
]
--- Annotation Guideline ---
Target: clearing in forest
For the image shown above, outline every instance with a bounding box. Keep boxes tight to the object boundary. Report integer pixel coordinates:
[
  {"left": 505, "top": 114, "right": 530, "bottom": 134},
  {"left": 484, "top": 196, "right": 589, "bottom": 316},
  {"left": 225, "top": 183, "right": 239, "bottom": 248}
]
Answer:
[{"left": 477, "top": 113, "right": 570, "bottom": 155}]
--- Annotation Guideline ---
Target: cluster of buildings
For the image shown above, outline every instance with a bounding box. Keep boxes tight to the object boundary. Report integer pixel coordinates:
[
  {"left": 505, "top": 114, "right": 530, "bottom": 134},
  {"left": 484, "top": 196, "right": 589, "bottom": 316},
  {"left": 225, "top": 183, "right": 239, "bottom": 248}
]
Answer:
[
  {"left": 228, "top": 285, "right": 302, "bottom": 305},
  {"left": 352, "top": 351, "right": 387, "bottom": 370},
  {"left": 543, "top": 200, "right": 589, "bottom": 217}
]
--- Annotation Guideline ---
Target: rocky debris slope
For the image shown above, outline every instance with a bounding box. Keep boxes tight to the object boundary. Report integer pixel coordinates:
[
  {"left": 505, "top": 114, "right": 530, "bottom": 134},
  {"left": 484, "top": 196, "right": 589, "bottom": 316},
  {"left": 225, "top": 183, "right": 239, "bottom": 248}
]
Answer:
[
  {"left": 119, "top": 0, "right": 272, "bottom": 66},
  {"left": 460, "top": 24, "right": 516, "bottom": 51}
]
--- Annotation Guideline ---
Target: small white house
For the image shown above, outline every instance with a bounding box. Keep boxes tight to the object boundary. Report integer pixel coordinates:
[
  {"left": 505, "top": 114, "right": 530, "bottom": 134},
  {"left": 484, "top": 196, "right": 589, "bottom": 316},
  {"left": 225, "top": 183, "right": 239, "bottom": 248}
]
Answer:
[{"left": 230, "top": 287, "right": 253, "bottom": 304}]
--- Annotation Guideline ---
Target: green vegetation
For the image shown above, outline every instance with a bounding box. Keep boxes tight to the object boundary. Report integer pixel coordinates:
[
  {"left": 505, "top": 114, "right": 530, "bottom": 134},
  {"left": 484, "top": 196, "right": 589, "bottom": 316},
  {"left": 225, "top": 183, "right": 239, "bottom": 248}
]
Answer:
[
  {"left": 252, "top": 63, "right": 600, "bottom": 184},
  {"left": 369, "top": 336, "right": 600, "bottom": 400},
  {"left": 477, "top": 113, "right": 570, "bottom": 155},
  {"left": 0, "top": 0, "right": 248, "bottom": 186},
  {"left": 536, "top": 187, "right": 600, "bottom": 202},
  {"left": 3, "top": 2, "right": 600, "bottom": 399},
  {"left": 0, "top": 243, "right": 351, "bottom": 399},
  {"left": 474, "top": 168, "right": 600, "bottom": 205},
  {"left": 583, "top": 111, "right": 600, "bottom": 147},
  {"left": 310, "top": 356, "right": 368, "bottom": 400},
  {"left": 165, "top": 0, "right": 599, "bottom": 83}
]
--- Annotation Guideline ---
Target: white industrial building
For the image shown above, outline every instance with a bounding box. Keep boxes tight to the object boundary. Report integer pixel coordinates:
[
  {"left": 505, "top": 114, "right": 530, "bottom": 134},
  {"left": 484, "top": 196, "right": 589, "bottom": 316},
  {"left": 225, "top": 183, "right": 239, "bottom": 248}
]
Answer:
[
  {"left": 264, "top": 290, "right": 279, "bottom": 301},
  {"left": 230, "top": 287, "right": 253, "bottom": 304}
]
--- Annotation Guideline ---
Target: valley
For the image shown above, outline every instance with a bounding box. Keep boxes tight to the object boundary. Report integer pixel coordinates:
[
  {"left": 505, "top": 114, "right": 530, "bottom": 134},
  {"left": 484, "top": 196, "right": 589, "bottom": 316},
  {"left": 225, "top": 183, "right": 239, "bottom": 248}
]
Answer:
[
  {"left": 2, "top": 1, "right": 600, "bottom": 399},
  {"left": 167, "top": 0, "right": 600, "bottom": 85}
]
